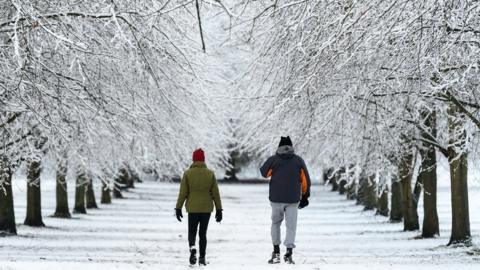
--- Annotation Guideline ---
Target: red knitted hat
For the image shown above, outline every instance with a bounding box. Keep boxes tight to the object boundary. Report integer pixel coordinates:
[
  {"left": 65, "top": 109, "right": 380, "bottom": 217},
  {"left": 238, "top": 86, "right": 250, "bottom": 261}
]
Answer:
[{"left": 192, "top": 148, "right": 205, "bottom": 162}]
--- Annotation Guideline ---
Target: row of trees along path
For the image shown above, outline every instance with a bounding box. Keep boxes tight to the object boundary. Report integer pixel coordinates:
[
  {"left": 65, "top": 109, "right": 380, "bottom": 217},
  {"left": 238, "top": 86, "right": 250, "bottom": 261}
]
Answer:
[
  {"left": 0, "top": 161, "right": 139, "bottom": 235},
  {"left": 324, "top": 148, "right": 471, "bottom": 246}
]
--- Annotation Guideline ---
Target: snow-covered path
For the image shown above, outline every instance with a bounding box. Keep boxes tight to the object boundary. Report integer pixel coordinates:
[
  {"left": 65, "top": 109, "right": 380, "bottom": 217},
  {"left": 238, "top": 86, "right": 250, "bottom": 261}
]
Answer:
[{"left": 1, "top": 181, "right": 480, "bottom": 270}]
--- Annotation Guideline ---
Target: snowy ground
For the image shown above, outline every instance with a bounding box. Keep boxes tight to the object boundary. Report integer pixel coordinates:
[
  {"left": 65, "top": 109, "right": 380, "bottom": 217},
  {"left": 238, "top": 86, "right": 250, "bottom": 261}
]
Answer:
[{"left": 1, "top": 179, "right": 480, "bottom": 270}]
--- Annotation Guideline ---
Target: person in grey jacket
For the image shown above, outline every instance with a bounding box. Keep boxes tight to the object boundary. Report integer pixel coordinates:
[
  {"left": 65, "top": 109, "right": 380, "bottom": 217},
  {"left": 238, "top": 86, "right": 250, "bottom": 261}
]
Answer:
[{"left": 260, "top": 136, "right": 311, "bottom": 264}]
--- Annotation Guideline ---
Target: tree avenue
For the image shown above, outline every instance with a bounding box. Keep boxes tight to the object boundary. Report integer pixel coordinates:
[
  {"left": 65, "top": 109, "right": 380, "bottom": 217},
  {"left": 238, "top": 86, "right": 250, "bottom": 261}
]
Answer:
[{"left": 0, "top": 0, "right": 479, "bottom": 250}]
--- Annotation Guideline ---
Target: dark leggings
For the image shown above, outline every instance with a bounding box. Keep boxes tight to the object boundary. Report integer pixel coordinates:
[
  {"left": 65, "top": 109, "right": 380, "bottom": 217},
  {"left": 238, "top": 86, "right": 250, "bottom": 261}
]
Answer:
[{"left": 188, "top": 213, "right": 211, "bottom": 257}]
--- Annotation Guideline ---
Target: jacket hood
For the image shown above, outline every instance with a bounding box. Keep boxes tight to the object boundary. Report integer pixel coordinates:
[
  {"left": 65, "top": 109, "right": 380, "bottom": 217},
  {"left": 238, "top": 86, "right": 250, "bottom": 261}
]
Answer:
[{"left": 276, "top": 145, "right": 295, "bottom": 158}]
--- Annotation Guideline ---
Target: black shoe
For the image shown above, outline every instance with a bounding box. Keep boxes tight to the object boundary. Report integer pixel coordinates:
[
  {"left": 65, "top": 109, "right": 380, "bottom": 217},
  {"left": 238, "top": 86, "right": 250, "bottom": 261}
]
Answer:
[
  {"left": 199, "top": 257, "right": 207, "bottom": 266},
  {"left": 189, "top": 248, "right": 197, "bottom": 265},
  {"left": 284, "top": 251, "right": 294, "bottom": 264},
  {"left": 268, "top": 252, "right": 281, "bottom": 264}
]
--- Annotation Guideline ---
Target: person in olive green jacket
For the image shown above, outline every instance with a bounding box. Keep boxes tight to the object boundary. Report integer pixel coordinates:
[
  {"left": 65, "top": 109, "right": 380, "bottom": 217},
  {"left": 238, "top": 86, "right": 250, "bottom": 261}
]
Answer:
[{"left": 175, "top": 148, "right": 222, "bottom": 266}]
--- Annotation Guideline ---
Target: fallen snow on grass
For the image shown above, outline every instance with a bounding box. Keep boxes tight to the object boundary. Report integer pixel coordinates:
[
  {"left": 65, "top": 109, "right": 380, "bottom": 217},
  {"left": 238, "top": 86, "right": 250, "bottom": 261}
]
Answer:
[{"left": 1, "top": 180, "right": 480, "bottom": 270}]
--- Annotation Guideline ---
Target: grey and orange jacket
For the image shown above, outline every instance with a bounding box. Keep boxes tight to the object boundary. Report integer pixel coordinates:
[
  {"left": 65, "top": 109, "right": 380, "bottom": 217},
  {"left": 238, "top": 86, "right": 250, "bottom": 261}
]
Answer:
[{"left": 260, "top": 146, "right": 311, "bottom": 203}]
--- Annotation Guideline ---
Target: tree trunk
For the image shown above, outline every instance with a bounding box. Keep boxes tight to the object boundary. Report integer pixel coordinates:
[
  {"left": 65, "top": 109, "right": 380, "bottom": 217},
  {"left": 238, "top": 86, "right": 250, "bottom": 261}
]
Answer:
[
  {"left": 330, "top": 173, "right": 339, "bottom": 192},
  {"left": 447, "top": 104, "right": 471, "bottom": 245},
  {"left": 325, "top": 168, "right": 337, "bottom": 191},
  {"left": 322, "top": 168, "right": 330, "bottom": 184},
  {"left": 24, "top": 159, "right": 45, "bottom": 227},
  {"left": 0, "top": 155, "right": 16, "bottom": 235},
  {"left": 338, "top": 167, "right": 347, "bottom": 195},
  {"left": 376, "top": 184, "right": 389, "bottom": 216},
  {"left": 390, "top": 176, "right": 403, "bottom": 222},
  {"left": 448, "top": 151, "right": 470, "bottom": 245},
  {"left": 419, "top": 147, "right": 440, "bottom": 238},
  {"left": 412, "top": 167, "right": 423, "bottom": 226},
  {"left": 73, "top": 171, "right": 88, "bottom": 214},
  {"left": 113, "top": 167, "right": 128, "bottom": 198},
  {"left": 224, "top": 147, "right": 239, "bottom": 181},
  {"left": 356, "top": 175, "right": 366, "bottom": 205},
  {"left": 117, "top": 167, "right": 129, "bottom": 190},
  {"left": 125, "top": 166, "right": 136, "bottom": 188},
  {"left": 363, "top": 174, "right": 377, "bottom": 210},
  {"left": 126, "top": 177, "right": 135, "bottom": 189},
  {"left": 101, "top": 178, "right": 112, "bottom": 204},
  {"left": 413, "top": 172, "right": 423, "bottom": 209},
  {"left": 399, "top": 151, "right": 419, "bottom": 231},
  {"left": 86, "top": 176, "right": 98, "bottom": 209},
  {"left": 346, "top": 181, "right": 356, "bottom": 200},
  {"left": 113, "top": 178, "right": 124, "bottom": 199},
  {"left": 53, "top": 158, "right": 71, "bottom": 218},
  {"left": 419, "top": 111, "right": 439, "bottom": 238},
  {"left": 338, "top": 180, "right": 347, "bottom": 194}
]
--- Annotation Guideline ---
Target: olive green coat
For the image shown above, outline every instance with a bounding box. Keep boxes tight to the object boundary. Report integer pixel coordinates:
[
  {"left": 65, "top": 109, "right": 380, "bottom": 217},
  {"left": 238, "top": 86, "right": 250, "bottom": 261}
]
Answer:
[{"left": 175, "top": 162, "right": 222, "bottom": 213}]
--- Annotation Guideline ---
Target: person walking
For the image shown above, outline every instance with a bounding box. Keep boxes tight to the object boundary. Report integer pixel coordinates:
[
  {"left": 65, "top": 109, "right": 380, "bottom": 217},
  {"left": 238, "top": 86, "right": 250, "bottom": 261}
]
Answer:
[
  {"left": 175, "top": 148, "right": 223, "bottom": 266},
  {"left": 260, "top": 136, "right": 311, "bottom": 264}
]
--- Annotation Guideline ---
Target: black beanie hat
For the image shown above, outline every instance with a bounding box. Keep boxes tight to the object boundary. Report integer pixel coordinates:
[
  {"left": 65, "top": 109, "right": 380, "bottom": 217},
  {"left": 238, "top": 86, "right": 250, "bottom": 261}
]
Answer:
[{"left": 279, "top": 136, "right": 293, "bottom": 147}]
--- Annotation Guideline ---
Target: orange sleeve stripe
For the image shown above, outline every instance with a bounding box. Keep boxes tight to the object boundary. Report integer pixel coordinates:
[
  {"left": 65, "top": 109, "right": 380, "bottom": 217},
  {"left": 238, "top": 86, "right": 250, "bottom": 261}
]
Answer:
[
  {"left": 300, "top": 169, "right": 307, "bottom": 194},
  {"left": 267, "top": 169, "right": 272, "bottom": 178}
]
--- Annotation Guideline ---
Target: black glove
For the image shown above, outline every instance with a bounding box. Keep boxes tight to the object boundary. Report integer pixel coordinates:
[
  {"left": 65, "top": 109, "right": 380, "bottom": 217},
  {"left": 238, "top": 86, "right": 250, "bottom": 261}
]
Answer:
[
  {"left": 175, "top": 208, "right": 183, "bottom": 222},
  {"left": 298, "top": 195, "right": 309, "bottom": 209},
  {"left": 215, "top": 209, "right": 223, "bottom": 223}
]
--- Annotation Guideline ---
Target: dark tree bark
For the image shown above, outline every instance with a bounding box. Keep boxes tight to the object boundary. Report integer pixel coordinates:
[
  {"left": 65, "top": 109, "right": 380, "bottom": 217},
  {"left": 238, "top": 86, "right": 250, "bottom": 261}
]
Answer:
[
  {"left": 86, "top": 176, "right": 98, "bottom": 209},
  {"left": 330, "top": 169, "right": 339, "bottom": 192},
  {"left": 418, "top": 148, "right": 440, "bottom": 238},
  {"left": 117, "top": 167, "right": 129, "bottom": 190},
  {"left": 224, "top": 150, "right": 239, "bottom": 181},
  {"left": 399, "top": 151, "right": 419, "bottom": 231},
  {"left": 322, "top": 168, "right": 330, "bottom": 184},
  {"left": 73, "top": 170, "right": 88, "bottom": 214},
  {"left": 125, "top": 176, "right": 135, "bottom": 189},
  {"left": 411, "top": 166, "right": 423, "bottom": 228},
  {"left": 113, "top": 168, "right": 127, "bottom": 198},
  {"left": 447, "top": 151, "right": 470, "bottom": 245},
  {"left": 363, "top": 174, "right": 377, "bottom": 211},
  {"left": 418, "top": 111, "right": 439, "bottom": 238},
  {"left": 345, "top": 165, "right": 356, "bottom": 200},
  {"left": 113, "top": 182, "right": 124, "bottom": 199},
  {"left": 446, "top": 105, "right": 471, "bottom": 245},
  {"left": 346, "top": 181, "right": 356, "bottom": 200},
  {"left": 325, "top": 168, "right": 337, "bottom": 191},
  {"left": 413, "top": 172, "right": 423, "bottom": 209},
  {"left": 0, "top": 155, "right": 16, "bottom": 235},
  {"left": 53, "top": 158, "right": 70, "bottom": 218},
  {"left": 390, "top": 177, "right": 403, "bottom": 222},
  {"left": 126, "top": 166, "right": 139, "bottom": 188},
  {"left": 24, "top": 159, "right": 45, "bottom": 227},
  {"left": 101, "top": 179, "right": 112, "bottom": 204},
  {"left": 376, "top": 184, "right": 389, "bottom": 216},
  {"left": 356, "top": 175, "right": 366, "bottom": 206},
  {"left": 338, "top": 167, "right": 347, "bottom": 195}
]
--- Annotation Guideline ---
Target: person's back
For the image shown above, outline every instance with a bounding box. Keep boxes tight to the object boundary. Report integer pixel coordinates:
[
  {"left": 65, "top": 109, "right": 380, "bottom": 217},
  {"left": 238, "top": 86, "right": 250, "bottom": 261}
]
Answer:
[
  {"left": 181, "top": 162, "right": 219, "bottom": 213},
  {"left": 262, "top": 148, "right": 309, "bottom": 204},
  {"left": 175, "top": 149, "right": 222, "bottom": 266},
  {"left": 260, "top": 136, "right": 311, "bottom": 264}
]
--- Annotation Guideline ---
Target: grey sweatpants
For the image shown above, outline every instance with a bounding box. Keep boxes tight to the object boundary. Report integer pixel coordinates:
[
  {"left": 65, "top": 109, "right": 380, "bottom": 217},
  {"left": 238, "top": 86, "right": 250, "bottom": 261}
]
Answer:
[{"left": 270, "top": 202, "right": 298, "bottom": 249}]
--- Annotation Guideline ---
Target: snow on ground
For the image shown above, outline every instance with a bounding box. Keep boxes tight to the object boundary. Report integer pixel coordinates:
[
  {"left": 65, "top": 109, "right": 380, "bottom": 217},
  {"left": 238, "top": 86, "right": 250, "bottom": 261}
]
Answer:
[{"left": 1, "top": 179, "right": 480, "bottom": 270}]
